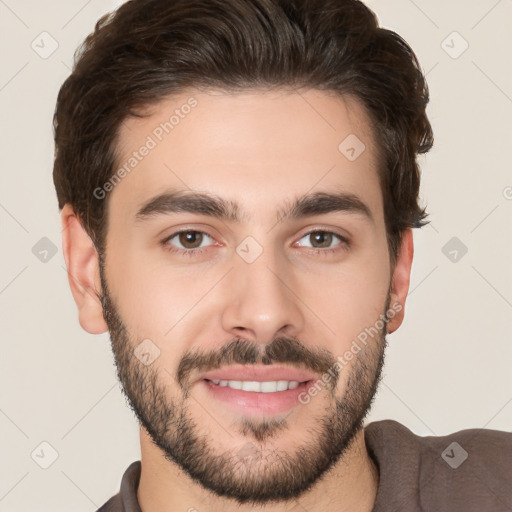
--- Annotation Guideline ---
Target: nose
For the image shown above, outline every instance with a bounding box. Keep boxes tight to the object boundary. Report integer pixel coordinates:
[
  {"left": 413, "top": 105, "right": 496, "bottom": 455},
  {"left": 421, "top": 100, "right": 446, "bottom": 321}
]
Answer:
[{"left": 220, "top": 243, "right": 305, "bottom": 345}]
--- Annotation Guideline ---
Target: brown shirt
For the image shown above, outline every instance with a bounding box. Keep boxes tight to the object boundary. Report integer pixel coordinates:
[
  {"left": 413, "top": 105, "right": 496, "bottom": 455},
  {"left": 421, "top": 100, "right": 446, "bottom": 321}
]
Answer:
[{"left": 97, "top": 419, "right": 512, "bottom": 511}]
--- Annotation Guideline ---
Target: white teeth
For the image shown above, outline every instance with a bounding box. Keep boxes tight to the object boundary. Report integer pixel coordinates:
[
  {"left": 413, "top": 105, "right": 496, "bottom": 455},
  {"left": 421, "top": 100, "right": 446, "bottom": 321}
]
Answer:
[
  {"left": 208, "top": 379, "right": 302, "bottom": 392},
  {"left": 241, "top": 380, "right": 260, "bottom": 392},
  {"left": 275, "top": 380, "right": 289, "bottom": 391}
]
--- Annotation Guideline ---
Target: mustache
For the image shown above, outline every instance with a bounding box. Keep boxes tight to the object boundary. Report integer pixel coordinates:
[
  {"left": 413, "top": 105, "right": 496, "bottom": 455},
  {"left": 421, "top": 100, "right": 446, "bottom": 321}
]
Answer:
[{"left": 176, "top": 336, "right": 339, "bottom": 390}]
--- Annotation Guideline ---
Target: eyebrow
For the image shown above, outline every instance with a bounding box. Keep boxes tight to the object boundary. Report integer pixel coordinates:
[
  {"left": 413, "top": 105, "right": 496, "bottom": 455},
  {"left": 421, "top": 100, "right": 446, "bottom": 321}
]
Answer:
[{"left": 134, "top": 189, "right": 373, "bottom": 224}]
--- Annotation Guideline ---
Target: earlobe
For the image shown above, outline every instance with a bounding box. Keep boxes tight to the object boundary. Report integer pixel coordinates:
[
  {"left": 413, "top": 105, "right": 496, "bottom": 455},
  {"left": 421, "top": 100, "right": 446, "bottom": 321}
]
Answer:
[
  {"left": 386, "top": 229, "right": 414, "bottom": 334},
  {"left": 61, "top": 204, "right": 109, "bottom": 335}
]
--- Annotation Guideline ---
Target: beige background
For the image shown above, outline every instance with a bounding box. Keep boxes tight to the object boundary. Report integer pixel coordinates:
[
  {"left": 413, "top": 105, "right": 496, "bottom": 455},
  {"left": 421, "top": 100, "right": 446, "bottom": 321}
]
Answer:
[{"left": 1, "top": 0, "right": 511, "bottom": 510}]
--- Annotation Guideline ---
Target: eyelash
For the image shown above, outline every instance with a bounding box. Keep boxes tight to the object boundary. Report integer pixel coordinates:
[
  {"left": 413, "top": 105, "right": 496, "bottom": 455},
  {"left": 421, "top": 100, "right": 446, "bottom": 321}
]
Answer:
[
  {"left": 161, "top": 229, "right": 215, "bottom": 258},
  {"left": 160, "top": 229, "right": 350, "bottom": 257}
]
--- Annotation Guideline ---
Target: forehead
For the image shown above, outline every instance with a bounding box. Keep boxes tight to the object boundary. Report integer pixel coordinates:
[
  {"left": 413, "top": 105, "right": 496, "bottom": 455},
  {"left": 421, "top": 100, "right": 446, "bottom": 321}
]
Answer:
[{"left": 110, "top": 88, "right": 383, "bottom": 224}]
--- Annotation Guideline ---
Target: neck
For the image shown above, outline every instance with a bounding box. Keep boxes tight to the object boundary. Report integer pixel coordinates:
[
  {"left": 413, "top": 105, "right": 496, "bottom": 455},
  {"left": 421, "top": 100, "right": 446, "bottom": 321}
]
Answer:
[{"left": 137, "top": 427, "right": 379, "bottom": 512}]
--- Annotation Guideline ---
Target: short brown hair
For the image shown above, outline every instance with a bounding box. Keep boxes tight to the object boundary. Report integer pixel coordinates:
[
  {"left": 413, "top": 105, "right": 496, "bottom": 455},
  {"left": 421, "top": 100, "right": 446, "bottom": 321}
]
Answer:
[{"left": 53, "top": 0, "right": 433, "bottom": 265}]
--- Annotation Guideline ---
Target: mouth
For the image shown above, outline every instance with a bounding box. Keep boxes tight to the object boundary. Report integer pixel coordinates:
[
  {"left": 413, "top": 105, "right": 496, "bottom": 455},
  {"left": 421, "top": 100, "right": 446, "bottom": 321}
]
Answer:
[
  {"left": 196, "top": 365, "right": 319, "bottom": 416},
  {"left": 198, "top": 364, "right": 318, "bottom": 386},
  {"left": 204, "top": 378, "right": 312, "bottom": 393}
]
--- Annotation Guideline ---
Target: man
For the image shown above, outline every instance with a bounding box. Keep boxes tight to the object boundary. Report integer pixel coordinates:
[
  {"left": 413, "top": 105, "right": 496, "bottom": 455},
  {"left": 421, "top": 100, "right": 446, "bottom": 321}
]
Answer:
[{"left": 53, "top": 0, "right": 512, "bottom": 510}]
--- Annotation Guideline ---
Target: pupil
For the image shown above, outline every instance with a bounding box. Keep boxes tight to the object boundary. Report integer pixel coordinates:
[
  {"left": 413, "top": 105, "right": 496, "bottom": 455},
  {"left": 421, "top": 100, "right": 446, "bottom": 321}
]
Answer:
[
  {"left": 180, "top": 231, "right": 202, "bottom": 248},
  {"left": 312, "top": 232, "right": 331, "bottom": 248}
]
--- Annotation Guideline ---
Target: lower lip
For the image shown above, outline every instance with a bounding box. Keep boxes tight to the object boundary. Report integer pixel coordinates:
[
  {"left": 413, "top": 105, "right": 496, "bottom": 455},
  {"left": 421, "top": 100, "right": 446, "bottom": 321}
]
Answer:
[{"left": 201, "top": 379, "right": 314, "bottom": 416}]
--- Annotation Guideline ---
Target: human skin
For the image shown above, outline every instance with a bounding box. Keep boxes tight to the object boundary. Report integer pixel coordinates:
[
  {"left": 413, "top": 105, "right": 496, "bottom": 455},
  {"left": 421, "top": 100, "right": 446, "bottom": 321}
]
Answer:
[{"left": 61, "top": 88, "right": 413, "bottom": 512}]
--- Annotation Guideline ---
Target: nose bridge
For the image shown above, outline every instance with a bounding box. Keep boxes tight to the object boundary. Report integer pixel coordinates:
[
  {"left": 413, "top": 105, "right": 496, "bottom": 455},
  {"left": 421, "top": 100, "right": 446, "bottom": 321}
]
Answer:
[{"left": 221, "top": 237, "right": 304, "bottom": 343}]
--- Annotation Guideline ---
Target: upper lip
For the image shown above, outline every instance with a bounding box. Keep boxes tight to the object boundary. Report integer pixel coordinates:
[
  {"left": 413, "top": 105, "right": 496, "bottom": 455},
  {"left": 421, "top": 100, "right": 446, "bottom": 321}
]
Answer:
[{"left": 198, "top": 365, "right": 318, "bottom": 383}]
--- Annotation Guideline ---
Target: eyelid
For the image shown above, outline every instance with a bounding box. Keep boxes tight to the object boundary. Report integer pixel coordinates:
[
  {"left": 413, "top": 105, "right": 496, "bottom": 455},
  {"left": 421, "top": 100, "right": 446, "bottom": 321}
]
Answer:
[
  {"left": 294, "top": 229, "right": 350, "bottom": 251},
  {"left": 161, "top": 226, "right": 351, "bottom": 257},
  {"left": 161, "top": 228, "right": 218, "bottom": 251},
  {"left": 295, "top": 226, "right": 351, "bottom": 244}
]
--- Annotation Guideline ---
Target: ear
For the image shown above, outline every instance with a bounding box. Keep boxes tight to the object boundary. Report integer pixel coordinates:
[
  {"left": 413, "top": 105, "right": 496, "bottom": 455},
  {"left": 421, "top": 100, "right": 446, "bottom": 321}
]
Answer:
[
  {"left": 61, "top": 204, "right": 109, "bottom": 335},
  {"left": 386, "top": 228, "right": 414, "bottom": 334}
]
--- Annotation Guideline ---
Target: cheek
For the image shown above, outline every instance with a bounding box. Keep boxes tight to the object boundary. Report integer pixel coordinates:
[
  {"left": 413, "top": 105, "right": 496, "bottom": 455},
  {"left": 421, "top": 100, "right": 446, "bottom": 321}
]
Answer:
[
  {"left": 108, "top": 255, "right": 218, "bottom": 367},
  {"left": 108, "top": 227, "right": 390, "bottom": 357},
  {"left": 304, "top": 253, "right": 390, "bottom": 347}
]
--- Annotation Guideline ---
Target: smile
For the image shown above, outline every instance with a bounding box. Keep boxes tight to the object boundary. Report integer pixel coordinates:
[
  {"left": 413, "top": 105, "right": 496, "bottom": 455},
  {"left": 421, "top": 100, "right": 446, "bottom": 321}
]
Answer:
[{"left": 205, "top": 379, "right": 309, "bottom": 393}]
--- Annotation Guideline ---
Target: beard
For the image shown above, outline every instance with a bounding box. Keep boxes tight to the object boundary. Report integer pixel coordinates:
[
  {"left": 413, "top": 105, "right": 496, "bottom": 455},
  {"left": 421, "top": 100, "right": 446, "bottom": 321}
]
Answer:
[{"left": 98, "top": 259, "right": 388, "bottom": 505}]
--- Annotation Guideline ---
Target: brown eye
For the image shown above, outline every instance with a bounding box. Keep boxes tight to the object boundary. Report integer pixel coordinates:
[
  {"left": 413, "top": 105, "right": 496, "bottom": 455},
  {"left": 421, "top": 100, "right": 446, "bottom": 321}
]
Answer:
[
  {"left": 296, "top": 230, "right": 346, "bottom": 251},
  {"left": 178, "top": 231, "right": 204, "bottom": 249},
  {"left": 162, "top": 230, "right": 214, "bottom": 254},
  {"left": 309, "top": 231, "right": 334, "bottom": 248}
]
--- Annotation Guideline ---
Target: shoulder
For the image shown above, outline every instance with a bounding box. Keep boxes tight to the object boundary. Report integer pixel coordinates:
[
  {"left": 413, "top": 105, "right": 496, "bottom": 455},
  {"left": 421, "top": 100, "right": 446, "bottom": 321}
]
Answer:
[
  {"left": 96, "top": 493, "right": 122, "bottom": 512},
  {"left": 366, "top": 418, "right": 512, "bottom": 456},
  {"left": 366, "top": 418, "right": 512, "bottom": 467},
  {"left": 95, "top": 461, "right": 142, "bottom": 512},
  {"left": 365, "top": 419, "right": 512, "bottom": 511}
]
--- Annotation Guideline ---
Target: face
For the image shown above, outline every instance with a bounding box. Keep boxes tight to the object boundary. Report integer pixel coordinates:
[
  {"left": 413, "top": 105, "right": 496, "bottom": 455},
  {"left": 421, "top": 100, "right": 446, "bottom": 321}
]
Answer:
[{"left": 89, "top": 89, "right": 407, "bottom": 504}]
